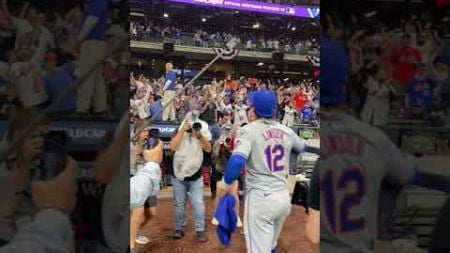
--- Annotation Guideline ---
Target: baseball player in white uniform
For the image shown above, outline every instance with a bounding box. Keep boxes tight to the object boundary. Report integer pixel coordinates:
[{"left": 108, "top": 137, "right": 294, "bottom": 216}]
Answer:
[
  {"left": 319, "top": 14, "right": 450, "bottom": 253},
  {"left": 216, "top": 89, "right": 319, "bottom": 253}
]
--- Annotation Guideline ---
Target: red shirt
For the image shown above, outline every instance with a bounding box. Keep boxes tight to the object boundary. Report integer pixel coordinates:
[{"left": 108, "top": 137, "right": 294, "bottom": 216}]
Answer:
[
  {"left": 390, "top": 47, "right": 422, "bottom": 85},
  {"left": 293, "top": 92, "right": 308, "bottom": 110}
]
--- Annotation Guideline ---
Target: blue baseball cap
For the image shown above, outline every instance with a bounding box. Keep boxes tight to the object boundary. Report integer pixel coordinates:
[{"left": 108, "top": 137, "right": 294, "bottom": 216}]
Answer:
[
  {"left": 321, "top": 35, "right": 349, "bottom": 106},
  {"left": 248, "top": 89, "right": 277, "bottom": 118}
]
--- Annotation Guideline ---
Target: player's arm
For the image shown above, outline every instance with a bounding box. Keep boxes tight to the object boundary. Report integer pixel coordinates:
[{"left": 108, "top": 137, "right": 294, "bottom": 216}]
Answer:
[
  {"left": 291, "top": 130, "right": 319, "bottom": 155},
  {"left": 219, "top": 128, "right": 251, "bottom": 190},
  {"left": 385, "top": 139, "right": 450, "bottom": 193},
  {"left": 306, "top": 163, "right": 320, "bottom": 244}
]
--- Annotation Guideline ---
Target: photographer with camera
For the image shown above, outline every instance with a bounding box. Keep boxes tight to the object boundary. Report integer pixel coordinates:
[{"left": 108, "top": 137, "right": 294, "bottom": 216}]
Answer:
[
  {"left": 0, "top": 108, "right": 77, "bottom": 252},
  {"left": 169, "top": 110, "right": 212, "bottom": 242},
  {"left": 210, "top": 124, "right": 243, "bottom": 228}
]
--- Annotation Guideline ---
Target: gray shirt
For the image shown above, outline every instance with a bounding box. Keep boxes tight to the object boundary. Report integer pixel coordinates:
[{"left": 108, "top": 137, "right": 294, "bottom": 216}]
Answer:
[{"left": 232, "top": 119, "right": 306, "bottom": 192}]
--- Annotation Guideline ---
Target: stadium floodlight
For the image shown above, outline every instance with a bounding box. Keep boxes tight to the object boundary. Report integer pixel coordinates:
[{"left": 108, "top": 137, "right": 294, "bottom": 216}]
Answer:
[
  {"left": 163, "top": 13, "right": 169, "bottom": 18},
  {"left": 257, "top": 62, "right": 264, "bottom": 67},
  {"left": 292, "top": 27, "right": 297, "bottom": 31},
  {"left": 201, "top": 18, "right": 206, "bottom": 22}
]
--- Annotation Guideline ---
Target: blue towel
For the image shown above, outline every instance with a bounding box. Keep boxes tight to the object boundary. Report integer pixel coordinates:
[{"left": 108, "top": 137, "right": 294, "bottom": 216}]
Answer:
[{"left": 214, "top": 193, "right": 237, "bottom": 247}]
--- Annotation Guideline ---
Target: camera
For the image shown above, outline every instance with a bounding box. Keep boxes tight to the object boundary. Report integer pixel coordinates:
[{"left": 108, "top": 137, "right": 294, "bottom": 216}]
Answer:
[
  {"left": 192, "top": 122, "right": 202, "bottom": 132},
  {"left": 145, "top": 128, "right": 160, "bottom": 149},
  {"left": 225, "top": 137, "right": 231, "bottom": 144},
  {"left": 33, "top": 131, "right": 69, "bottom": 180}
]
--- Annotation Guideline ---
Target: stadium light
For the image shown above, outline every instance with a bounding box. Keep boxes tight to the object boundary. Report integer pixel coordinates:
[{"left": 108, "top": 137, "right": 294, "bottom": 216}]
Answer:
[
  {"left": 201, "top": 18, "right": 206, "bottom": 22},
  {"left": 292, "top": 27, "right": 297, "bottom": 31},
  {"left": 163, "top": 13, "right": 169, "bottom": 18},
  {"left": 253, "top": 23, "right": 260, "bottom": 29},
  {"left": 257, "top": 62, "right": 264, "bottom": 67}
]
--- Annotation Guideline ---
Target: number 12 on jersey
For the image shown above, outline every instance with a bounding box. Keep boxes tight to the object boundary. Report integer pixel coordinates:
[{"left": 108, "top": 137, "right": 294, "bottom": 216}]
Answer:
[
  {"left": 264, "top": 144, "right": 285, "bottom": 172},
  {"left": 321, "top": 167, "right": 366, "bottom": 234}
]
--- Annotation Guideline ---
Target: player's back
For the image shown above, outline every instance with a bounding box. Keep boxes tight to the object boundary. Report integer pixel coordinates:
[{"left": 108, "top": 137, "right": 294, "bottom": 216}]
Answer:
[
  {"left": 320, "top": 112, "right": 416, "bottom": 253},
  {"left": 236, "top": 119, "right": 305, "bottom": 192}
]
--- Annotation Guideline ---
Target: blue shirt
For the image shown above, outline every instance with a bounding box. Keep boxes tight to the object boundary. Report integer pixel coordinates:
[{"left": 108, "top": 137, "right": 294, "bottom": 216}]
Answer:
[
  {"left": 165, "top": 71, "right": 177, "bottom": 90},
  {"left": 149, "top": 100, "right": 163, "bottom": 122},
  {"left": 84, "top": 0, "right": 108, "bottom": 41},
  {"left": 406, "top": 77, "right": 436, "bottom": 108},
  {"left": 44, "top": 63, "right": 77, "bottom": 112},
  {"left": 301, "top": 106, "right": 314, "bottom": 121}
]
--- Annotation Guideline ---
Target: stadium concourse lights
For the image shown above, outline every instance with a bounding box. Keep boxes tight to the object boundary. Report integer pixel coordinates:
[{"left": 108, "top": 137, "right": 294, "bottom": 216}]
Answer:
[
  {"left": 257, "top": 62, "right": 264, "bottom": 67},
  {"left": 253, "top": 23, "right": 260, "bottom": 29},
  {"left": 163, "top": 13, "right": 169, "bottom": 18},
  {"left": 292, "top": 27, "right": 297, "bottom": 31},
  {"left": 201, "top": 18, "right": 206, "bottom": 22}
]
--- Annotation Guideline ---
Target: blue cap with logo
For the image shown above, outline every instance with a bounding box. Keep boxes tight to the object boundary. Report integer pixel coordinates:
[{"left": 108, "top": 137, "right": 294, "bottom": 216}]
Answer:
[{"left": 248, "top": 89, "right": 277, "bottom": 118}]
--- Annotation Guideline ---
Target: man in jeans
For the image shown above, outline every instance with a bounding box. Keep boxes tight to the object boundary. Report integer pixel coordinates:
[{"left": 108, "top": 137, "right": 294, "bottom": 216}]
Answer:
[{"left": 169, "top": 111, "right": 212, "bottom": 242}]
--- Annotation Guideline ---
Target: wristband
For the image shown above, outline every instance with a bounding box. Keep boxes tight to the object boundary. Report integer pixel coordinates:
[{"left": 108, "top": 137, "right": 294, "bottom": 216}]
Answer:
[{"left": 218, "top": 179, "right": 231, "bottom": 191}]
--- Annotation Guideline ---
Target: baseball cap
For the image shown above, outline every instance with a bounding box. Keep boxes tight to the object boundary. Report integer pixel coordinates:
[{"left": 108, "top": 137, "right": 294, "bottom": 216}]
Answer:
[
  {"left": 248, "top": 89, "right": 277, "bottom": 118},
  {"left": 320, "top": 35, "right": 349, "bottom": 106}
]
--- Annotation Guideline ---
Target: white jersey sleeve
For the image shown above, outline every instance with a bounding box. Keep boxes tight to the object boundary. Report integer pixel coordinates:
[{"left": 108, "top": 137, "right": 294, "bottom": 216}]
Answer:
[
  {"left": 290, "top": 129, "right": 306, "bottom": 153},
  {"left": 232, "top": 127, "right": 252, "bottom": 159},
  {"left": 383, "top": 138, "right": 417, "bottom": 186}
]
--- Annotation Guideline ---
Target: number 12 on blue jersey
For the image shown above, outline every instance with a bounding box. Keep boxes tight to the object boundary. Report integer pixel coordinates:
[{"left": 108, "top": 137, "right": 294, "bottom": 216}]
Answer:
[{"left": 321, "top": 167, "right": 366, "bottom": 234}]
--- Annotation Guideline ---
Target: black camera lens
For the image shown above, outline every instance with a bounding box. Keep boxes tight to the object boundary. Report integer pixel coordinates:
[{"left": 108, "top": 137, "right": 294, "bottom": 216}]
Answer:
[
  {"left": 149, "top": 128, "right": 160, "bottom": 138},
  {"left": 225, "top": 137, "right": 231, "bottom": 144},
  {"left": 192, "top": 122, "right": 202, "bottom": 131}
]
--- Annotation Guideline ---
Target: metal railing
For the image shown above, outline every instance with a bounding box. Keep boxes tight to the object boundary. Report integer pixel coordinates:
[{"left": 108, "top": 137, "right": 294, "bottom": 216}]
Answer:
[{"left": 131, "top": 33, "right": 315, "bottom": 55}]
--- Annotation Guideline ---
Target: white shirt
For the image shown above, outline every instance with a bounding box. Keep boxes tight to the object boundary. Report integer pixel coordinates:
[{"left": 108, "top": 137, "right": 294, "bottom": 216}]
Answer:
[
  {"left": 31, "top": 26, "right": 55, "bottom": 67},
  {"left": 10, "top": 61, "right": 47, "bottom": 107},
  {"left": 173, "top": 119, "right": 212, "bottom": 181},
  {"left": 233, "top": 104, "right": 248, "bottom": 126},
  {"left": 283, "top": 106, "right": 296, "bottom": 127},
  {"left": 12, "top": 18, "right": 33, "bottom": 50}
]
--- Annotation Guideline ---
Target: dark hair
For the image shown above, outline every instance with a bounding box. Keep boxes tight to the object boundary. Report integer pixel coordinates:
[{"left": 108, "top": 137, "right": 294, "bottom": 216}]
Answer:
[{"left": 218, "top": 111, "right": 230, "bottom": 119}]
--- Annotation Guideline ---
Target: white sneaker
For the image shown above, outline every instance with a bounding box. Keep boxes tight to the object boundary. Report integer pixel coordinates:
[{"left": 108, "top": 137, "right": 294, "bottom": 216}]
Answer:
[
  {"left": 135, "top": 234, "right": 150, "bottom": 244},
  {"left": 237, "top": 217, "right": 243, "bottom": 228},
  {"left": 211, "top": 217, "right": 219, "bottom": 226}
]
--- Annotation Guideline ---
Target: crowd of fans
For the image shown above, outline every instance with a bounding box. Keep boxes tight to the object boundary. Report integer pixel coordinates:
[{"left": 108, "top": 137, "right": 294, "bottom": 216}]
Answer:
[
  {"left": 130, "top": 69, "right": 319, "bottom": 129},
  {"left": 339, "top": 10, "right": 450, "bottom": 126},
  {"left": 130, "top": 22, "right": 318, "bottom": 55},
  {"left": 0, "top": 0, "right": 128, "bottom": 119}
]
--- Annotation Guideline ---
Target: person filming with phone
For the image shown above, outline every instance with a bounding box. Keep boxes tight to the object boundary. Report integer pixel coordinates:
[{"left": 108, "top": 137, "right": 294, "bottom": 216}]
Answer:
[{"left": 169, "top": 109, "right": 212, "bottom": 242}]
